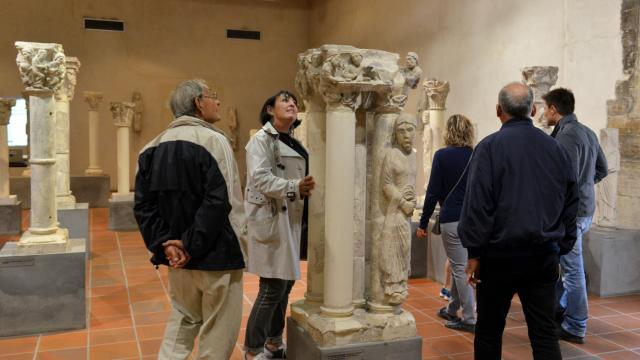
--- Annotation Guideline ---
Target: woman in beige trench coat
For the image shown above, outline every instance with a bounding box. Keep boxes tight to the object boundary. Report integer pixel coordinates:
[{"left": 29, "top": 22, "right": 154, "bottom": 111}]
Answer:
[{"left": 243, "top": 90, "right": 315, "bottom": 360}]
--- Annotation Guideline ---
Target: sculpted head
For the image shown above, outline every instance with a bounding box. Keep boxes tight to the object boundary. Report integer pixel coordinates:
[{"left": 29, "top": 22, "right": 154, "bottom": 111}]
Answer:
[
  {"left": 393, "top": 113, "right": 417, "bottom": 154},
  {"left": 406, "top": 52, "right": 419, "bottom": 69}
]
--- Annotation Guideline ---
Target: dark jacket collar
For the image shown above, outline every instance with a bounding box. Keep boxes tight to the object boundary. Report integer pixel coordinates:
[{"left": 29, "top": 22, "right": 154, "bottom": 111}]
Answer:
[
  {"left": 500, "top": 116, "right": 533, "bottom": 130},
  {"left": 550, "top": 113, "right": 577, "bottom": 138}
]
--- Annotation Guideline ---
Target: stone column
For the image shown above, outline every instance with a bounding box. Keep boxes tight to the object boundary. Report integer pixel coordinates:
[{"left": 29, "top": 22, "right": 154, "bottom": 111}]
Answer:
[
  {"left": 84, "top": 92, "right": 103, "bottom": 175},
  {"left": 0, "top": 99, "right": 17, "bottom": 205},
  {"left": 54, "top": 57, "right": 81, "bottom": 209},
  {"left": 321, "top": 97, "right": 357, "bottom": 317},
  {"left": 420, "top": 79, "right": 450, "bottom": 189},
  {"left": 110, "top": 102, "right": 135, "bottom": 199},
  {"left": 15, "top": 41, "right": 68, "bottom": 251},
  {"left": 522, "top": 66, "right": 559, "bottom": 134}
]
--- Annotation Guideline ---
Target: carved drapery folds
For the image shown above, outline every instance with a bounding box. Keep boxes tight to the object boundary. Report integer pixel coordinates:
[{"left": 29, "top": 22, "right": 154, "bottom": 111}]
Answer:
[{"left": 131, "top": 91, "right": 144, "bottom": 133}]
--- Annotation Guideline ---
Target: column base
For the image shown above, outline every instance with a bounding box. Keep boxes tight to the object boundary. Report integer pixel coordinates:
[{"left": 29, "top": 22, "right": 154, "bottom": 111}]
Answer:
[
  {"left": 56, "top": 193, "right": 77, "bottom": 209},
  {"left": 84, "top": 168, "right": 103, "bottom": 176},
  {"left": 290, "top": 300, "right": 418, "bottom": 347},
  {"left": 287, "top": 317, "right": 421, "bottom": 360},
  {"left": 17, "top": 228, "right": 69, "bottom": 254}
]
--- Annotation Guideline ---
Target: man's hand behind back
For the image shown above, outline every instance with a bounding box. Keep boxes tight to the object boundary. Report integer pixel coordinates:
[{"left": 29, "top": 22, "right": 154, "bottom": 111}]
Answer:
[{"left": 163, "top": 239, "right": 191, "bottom": 268}]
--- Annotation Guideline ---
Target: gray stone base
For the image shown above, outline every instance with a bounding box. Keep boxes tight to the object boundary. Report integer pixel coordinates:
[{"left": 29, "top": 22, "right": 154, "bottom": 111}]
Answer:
[
  {"left": 0, "top": 202, "right": 22, "bottom": 235},
  {"left": 0, "top": 239, "right": 86, "bottom": 337},
  {"left": 58, "top": 203, "right": 89, "bottom": 254},
  {"left": 410, "top": 218, "right": 427, "bottom": 278},
  {"left": 426, "top": 215, "right": 446, "bottom": 284},
  {"left": 584, "top": 225, "right": 640, "bottom": 297},
  {"left": 10, "top": 174, "right": 111, "bottom": 209},
  {"left": 108, "top": 199, "right": 137, "bottom": 231},
  {"left": 287, "top": 317, "right": 422, "bottom": 360}
]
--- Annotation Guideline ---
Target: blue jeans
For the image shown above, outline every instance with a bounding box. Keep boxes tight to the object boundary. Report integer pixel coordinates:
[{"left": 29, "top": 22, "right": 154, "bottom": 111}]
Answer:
[{"left": 557, "top": 216, "right": 592, "bottom": 337}]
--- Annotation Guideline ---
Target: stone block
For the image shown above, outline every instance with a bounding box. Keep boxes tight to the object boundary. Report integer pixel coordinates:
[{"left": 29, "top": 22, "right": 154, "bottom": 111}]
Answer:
[
  {"left": 287, "top": 317, "right": 421, "bottom": 360},
  {"left": 0, "top": 202, "right": 22, "bottom": 235},
  {"left": 409, "top": 219, "right": 427, "bottom": 278},
  {"left": 583, "top": 225, "right": 640, "bottom": 297},
  {"left": 10, "top": 174, "right": 112, "bottom": 209},
  {"left": 0, "top": 239, "right": 86, "bottom": 336},
  {"left": 426, "top": 217, "right": 446, "bottom": 284},
  {"left": 58, "top": 203, "right": 89, "bottom": 253},
  {"left": 108, "top": 198, "right": 138, "bottom": 231}
]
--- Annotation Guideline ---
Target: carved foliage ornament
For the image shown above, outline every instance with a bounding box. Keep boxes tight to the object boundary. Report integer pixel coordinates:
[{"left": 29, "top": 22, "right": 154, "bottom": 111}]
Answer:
[
  {"left": 84, "top": 92, "right": 103, "bottom": 111},
  {"left": 55, "top": 57, "right": 81, "bottom": 101},
  {"left": 0, "top": 99, "right": 17, "bottom": 126},
  {"left": 15, "top": 42, "right": 66, "bottom": 91},
  {"left": 110, "top": 102, "right": 135, "bottom": 127},
  {"left": 424, "top": 79, "right": 450, "bottom": 110}
]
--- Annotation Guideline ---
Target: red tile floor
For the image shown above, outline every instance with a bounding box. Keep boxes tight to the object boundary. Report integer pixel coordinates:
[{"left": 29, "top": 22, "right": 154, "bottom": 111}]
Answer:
[{"left": 1, "top": 208, "right": 640, "bottom": 359}]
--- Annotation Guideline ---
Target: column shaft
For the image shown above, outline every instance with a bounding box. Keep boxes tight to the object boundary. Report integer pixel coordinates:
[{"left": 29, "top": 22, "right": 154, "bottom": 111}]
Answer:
[
  {"left": 116, "top": 126, "right": 130, "bottom": 194},
  {"left": 429, "top": 110, "right": 445, "bottom": 152},
  {"left": 55, "top": 100, "right": 75, "bottom": 208},
  {"left": 0, "top": 125, "right": 9, "bottom": 198},
  {"left": 322, "top": 107, "right": 355, "bottom": 316}
]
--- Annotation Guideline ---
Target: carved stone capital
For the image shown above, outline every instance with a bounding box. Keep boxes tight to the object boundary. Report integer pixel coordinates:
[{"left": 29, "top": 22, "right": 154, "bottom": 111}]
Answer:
[
  {"left": 110, "top": 102, "right": 135, "bottom": 128},
  {"left": 521, "top": 66, "right": 559, "bottom": 102},
  {"left": 0, "top": 99, "right": 16, "bottom": 126},
  {"left": 55, "top": 57, "right": 81, "bottom": 102},
  {"left": 84, "top": 91, "right": 103, "bottom": 111},
  {"left": 423, "top": 78, "right": 450, "bottom": 110},
  {"left": 15, "top": 41, "right": 66, "bottom": 91}
]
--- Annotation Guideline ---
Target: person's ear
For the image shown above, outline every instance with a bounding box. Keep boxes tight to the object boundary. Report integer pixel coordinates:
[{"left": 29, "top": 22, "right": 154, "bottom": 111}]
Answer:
[
  {"left": 194, "top": 97, "right": 204, "bottom": 115},
  {"left": 530, "top": 103, "right": 537, "bottom": 117},
  {"left": 496, "top": 104, "right": 502, "bottom": 118},
  {"left": 266, "top": 105, "right": 275, "bottom": 117}
]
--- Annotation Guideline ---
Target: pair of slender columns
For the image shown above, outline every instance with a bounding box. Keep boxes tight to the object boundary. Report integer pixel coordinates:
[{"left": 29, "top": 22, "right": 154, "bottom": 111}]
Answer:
[{"left": 305, "top": 101, "right": 357, "bottom": 317}]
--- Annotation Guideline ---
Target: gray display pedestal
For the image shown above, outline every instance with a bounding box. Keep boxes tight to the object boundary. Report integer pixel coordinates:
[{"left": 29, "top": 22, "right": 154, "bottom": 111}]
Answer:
[
  {"left": 287, "top": 318, "right": 422, "bottom": 360},
  {"left": 10, "top": 174, "right": 111, "bottom": 209},
  {"left": 0, "top": 239, "right": 86, "bottom": 337},
  {"left": 583, "top": 225, "right": 640, "bottom": 297},
  {"left": 410, "top": 218, "right": 427, "bottom": 278},
  {"left": 58, "top": 203, "right": 90, "bottom": 253},
  {"left": 108, "top": 196, "right": 137, "bottom": 231},
  {"left": 0, "top": 202, "right": 22, "bottom": 235}
]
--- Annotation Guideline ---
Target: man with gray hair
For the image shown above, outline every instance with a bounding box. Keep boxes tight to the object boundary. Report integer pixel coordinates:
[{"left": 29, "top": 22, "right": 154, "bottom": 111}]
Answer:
[
  {"left": 458, "top": 82, "right": 578, "bottom": 359},
  {"left": 134, "top": 79, "right": 247, "bottom": 360}
]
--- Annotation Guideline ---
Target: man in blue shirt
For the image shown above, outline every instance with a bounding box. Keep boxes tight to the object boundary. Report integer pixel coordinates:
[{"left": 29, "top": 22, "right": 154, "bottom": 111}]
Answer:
[
  {"left": 459, "top": 82, "right": 578, "bottom": 360},
  {"left": 543, "top": 88, "right": 608, "bottom": 344}
]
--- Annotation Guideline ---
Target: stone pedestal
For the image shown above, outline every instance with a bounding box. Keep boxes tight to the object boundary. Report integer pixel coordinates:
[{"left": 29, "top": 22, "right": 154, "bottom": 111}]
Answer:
[
  {"left": 583, "top": 225, "right": 640, "bottom": 297},
  {"left": 0, "top": 201, "right": 22, "bottom": 235},
  {"left": 108, "top": 195, "right": 137, "bottom": 231},
  {"left": 84, "top": 92, "right": 103, "bottom": 175},
  {"left": 58, "top": 203, "right": 89, "bottom": 247},
  {"left": 409, "top": 216, "right": 427, "bottom": 279},
  {"left": 15, "top": 41, "right": 69, "bottom": 253},
  {"left": 0, "top": 239, "right": 86, "bottom": 336},
  {"left": 54, "top": 57, "right": 81, "bottom": 209}
]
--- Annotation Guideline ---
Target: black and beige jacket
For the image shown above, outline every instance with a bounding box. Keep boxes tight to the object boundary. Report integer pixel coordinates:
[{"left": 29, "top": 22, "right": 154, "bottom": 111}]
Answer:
[{"left": 134, "top": 116, "right": 247, "bottom": 271}]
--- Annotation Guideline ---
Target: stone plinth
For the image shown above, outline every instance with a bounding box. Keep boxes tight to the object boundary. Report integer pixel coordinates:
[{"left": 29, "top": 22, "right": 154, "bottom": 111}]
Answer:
[
  {"left": 0, "top": 239, "right": 86, "bottom": 336},
  {"left": 584, "top": 225, "right": 640, "bottom": 297},
  {"left": 108, "top": 196, "right": 137, "bottom": 231},
  {"left": 0, "top": 201, "right": 22, "bottom": 235}
]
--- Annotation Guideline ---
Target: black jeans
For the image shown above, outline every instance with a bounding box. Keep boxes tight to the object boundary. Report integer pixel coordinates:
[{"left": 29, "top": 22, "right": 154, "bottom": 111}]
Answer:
[
  {"left": 244, "top": 277, "right": 295, "bottom": 354},
  {"left": 474, "top": 253, "right": 561, "bottom": 360}
]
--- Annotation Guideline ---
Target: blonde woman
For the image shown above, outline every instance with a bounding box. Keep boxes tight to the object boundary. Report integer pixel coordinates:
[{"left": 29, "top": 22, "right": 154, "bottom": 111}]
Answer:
[{"left": 416, "top": 114, "right": 475, "bottom": 333}]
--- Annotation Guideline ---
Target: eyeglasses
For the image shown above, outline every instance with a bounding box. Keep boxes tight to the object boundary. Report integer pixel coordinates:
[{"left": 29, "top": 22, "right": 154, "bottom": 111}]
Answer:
[{"left": 200, "top": 93, "right": 218, "bottom": 101}]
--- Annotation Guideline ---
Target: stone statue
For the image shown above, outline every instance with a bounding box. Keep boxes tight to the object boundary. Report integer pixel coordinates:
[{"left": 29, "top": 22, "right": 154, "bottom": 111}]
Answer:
[
  {"left": 227, "top": 107, "right": 238, "bottom": 150},
  {"left": 421, "top": 110, "right": 433, "bottom": 190},
  {"left": 131, "top": 91, "right": 144, "bottom": 133},
  {"left": 521, "top": 66, "right": 559, "bottom": 133},
  {"left": 401, "top": 52, "right": 422, "bottom": 90},
  {"left": 377, "top": 113, "right": 417, "bottom": 305},
  {"left": 15, "top": 42, "right": 66, "bottom": 91},
  {"left": 595, "top": 128, "right": 620, "bottom": 227}
]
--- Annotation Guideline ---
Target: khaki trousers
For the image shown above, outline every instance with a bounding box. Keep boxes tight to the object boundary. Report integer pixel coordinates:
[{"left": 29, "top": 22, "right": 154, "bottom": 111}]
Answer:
[{"left": 159, "top": 268, "right": 243, "bottom": 360}]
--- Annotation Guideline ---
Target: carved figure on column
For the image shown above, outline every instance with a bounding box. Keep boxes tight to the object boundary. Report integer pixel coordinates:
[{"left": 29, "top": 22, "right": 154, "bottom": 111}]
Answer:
[
  {"left": 377, "top": 114, "right": 417, "bottom": 305},
  {"left": 595, "top": 128, "right": 620, "bottom": 227},
  {"left": 0, "top": 99, "right": 17, "bottom": 204},
  {"left": 227, "top": 106, "right": 238, "bottom": 150},
  {"left": 521, "top": 66, "right": 559, "bottom": 133},
  {"left": 16, "top": 43, "right": 66, "bottom": 91},
  {"left": 131, "top": 91, "right": 144, "bottom": 133}
]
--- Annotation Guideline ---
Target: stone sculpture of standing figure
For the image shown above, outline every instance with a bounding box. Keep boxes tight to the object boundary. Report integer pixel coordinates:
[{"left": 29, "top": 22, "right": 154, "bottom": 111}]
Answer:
[{"left": 378, "top": 113, "right": 417, "bottom": 305}]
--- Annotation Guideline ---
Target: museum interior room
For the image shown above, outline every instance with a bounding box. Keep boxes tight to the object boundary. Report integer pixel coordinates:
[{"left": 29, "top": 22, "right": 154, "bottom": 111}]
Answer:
[{"left": 1, "top": 0, "right": 640, "bottom": 359}]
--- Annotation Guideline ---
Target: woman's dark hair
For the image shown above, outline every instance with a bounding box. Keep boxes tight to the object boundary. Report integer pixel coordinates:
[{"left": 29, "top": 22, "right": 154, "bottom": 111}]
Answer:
[{"left": 259, "top": 90, "right": 301, "bottom": 128}]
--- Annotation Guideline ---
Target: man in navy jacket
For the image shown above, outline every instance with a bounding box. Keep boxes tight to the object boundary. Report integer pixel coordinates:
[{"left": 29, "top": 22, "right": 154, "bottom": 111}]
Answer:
[{"left": 458, "top": 82, "right": 578, "bottom": 360}]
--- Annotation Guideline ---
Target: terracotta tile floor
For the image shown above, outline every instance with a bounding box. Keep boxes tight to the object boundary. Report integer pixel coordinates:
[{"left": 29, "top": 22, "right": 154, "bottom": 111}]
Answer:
[{"left": 2, "top": 208, "right": 640, "bottom": 359}]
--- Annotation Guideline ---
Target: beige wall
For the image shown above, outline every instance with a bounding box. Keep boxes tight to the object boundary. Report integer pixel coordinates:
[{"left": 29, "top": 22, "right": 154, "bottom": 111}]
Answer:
[
  {"left": 309, "top": 0, "right": 623, "bottom": 191},
  {"left": 1, "top": 0, "right": 310, "bottom": 189}
]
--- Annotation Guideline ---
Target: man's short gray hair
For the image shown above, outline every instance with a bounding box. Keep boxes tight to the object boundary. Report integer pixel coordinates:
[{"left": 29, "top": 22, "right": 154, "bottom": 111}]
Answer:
[
  {"left": 498, "top": 82, "right": 534, "bottom": 118},
  {"left": 169, "top": 79, "right": 208, "bottom": 118}
]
